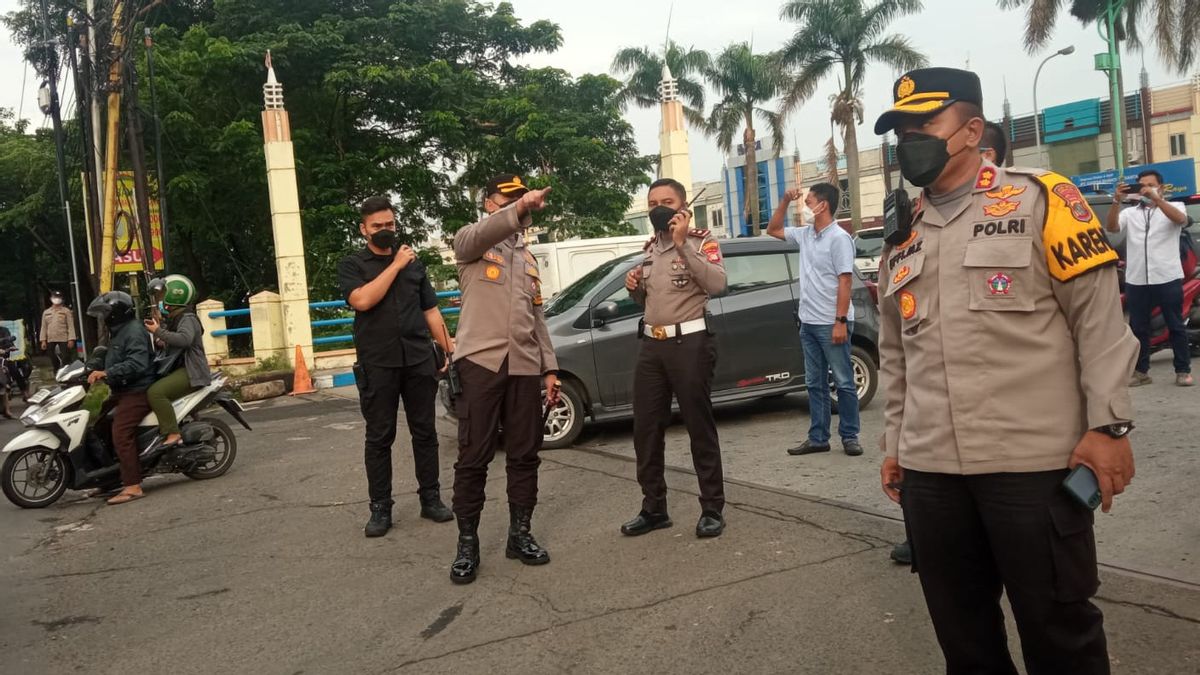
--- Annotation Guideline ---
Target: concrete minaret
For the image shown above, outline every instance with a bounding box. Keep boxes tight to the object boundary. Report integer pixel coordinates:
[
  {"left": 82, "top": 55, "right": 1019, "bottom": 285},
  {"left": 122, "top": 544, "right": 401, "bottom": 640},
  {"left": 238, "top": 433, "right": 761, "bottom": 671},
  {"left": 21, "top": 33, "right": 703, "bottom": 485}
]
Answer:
[
  {"left": 657, "top": 64, "right": 693, "bottom": 198},
  {"left": 261, "top": 52, "right": 314, "bottom": 367}
]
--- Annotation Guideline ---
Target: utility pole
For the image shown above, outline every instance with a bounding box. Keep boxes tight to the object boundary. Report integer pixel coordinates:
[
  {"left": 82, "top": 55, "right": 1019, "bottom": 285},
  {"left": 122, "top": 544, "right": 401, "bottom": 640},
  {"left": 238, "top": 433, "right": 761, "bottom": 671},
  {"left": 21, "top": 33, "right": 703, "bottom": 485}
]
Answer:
[
  {"left": 98, "top": 0, "right": 128, "bottom": 294},
  {"left": 68, "top": 21, "right": 102, "bottom": 290},
  {"left": 87, "top": 0, "right": 104, "bottom": 233},
  {"left": 125, "top": 61, "right": 155, "bottom": 278},
  {"left": 1095, "top": 0, "right": 1128, "bottom": 174},
  {"left": 37, "top": 0, "right": 87, "bottom": 345},
  {"left": 144, "top": 27, "right": 169, "bottom": 272}
]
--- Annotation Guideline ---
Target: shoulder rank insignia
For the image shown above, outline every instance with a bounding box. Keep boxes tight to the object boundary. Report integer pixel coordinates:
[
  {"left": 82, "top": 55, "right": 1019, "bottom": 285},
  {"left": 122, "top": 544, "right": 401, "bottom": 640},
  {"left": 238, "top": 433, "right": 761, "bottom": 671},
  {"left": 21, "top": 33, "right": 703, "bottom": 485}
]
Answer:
[
  {"left": 975, "top": 165, "right": 997, "bottom": 190},
  {"left": 1034, "top": 172, "right": 1117, "bottom": 282},
  {"left": 688, "top": 229, "right": 710, "bottom": 238}
]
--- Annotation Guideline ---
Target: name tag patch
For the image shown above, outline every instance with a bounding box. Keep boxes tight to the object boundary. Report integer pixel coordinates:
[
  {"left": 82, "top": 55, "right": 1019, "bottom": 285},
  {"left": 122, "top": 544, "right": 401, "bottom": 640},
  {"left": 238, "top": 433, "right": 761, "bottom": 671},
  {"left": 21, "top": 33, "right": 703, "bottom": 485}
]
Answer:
[{"left": 973, "top": 219, "right": 1027, "bottom": 237}]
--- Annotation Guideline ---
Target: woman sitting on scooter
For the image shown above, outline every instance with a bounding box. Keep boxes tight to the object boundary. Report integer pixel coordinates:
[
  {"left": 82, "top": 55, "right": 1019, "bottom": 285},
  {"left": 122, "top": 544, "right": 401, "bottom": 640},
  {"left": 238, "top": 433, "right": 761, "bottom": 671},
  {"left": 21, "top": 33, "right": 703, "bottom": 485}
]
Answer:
[
  {"left": 86, "top": 291, "right": 155, "bottom": 505},
  {"left": 143, "top": 274, "right": 210, "bottom": 448}
]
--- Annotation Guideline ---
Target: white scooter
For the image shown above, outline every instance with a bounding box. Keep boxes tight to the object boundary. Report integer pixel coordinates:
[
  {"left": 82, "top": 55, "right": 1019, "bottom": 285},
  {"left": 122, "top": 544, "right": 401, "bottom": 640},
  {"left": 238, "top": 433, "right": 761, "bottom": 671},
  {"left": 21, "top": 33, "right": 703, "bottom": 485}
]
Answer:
[{"left": 1, "top": 351, "right": 251, "bottom": 508}]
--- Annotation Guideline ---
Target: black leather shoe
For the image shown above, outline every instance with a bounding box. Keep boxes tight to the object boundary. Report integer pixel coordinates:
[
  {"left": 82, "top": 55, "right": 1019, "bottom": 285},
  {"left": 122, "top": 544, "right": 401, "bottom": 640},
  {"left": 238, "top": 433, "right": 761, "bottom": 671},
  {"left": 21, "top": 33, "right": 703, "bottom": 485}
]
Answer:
[
  {"left": 505, "top": 505, "right": 550, "bottom": 565},
  {"left": 620, "top": 510, "right": 672, "bottom": 536},
  {"left": 364, "top": 501, "right": 393, "bottom": 538},
  {"left": 788, "top": 440, "right": 831, "bottom": 456},
  {"left": 843, "top": 439, "right": 864, "bottom": 456},
  {"left": 696, "top": 510, "right": 725, "bottom": 538},
  {"left": 450, "top": 516, "right": 480, "bottom": 584},
  {"left": 890, "top": 540, "right": 912, "bottom": 565},
  {"left": 420, "top": 496, "right": 454, "bottom": 523}
]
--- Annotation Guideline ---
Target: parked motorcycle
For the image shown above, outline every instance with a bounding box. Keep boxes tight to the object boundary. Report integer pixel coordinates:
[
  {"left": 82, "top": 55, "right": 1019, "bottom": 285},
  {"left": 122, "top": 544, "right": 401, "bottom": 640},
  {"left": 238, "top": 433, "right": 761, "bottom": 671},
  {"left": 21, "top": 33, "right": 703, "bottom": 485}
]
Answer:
[
  {"left": 1119, "top": 248, "right": 1200, "bottom": 358},
  {"left": 1, "top": 350, "right": 252, "bottom": 508},
  {"left": 0, "top": 333, "right": 33, "bottom": 414}
]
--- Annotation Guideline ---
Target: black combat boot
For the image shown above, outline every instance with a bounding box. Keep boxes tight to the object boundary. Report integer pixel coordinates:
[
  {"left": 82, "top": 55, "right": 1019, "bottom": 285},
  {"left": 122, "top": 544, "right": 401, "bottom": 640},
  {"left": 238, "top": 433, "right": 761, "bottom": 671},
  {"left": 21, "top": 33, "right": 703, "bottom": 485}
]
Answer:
[
  {"left": 419, "top": 491, "right": 453, "bottom": 523},
  {"left": 450, "top": 516, "right": 481, "bottom": 584},
  {"left": 505, "top": 505, "right": 550, "bottom": 565},
  {"left": 364, "top": 500, "right": 393, "bottom": 538}
]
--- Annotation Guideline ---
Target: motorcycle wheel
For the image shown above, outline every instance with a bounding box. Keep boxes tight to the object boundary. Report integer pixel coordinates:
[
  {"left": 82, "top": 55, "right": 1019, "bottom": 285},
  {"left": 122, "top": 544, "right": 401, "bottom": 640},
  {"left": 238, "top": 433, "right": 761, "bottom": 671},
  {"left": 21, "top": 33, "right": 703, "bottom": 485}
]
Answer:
[
  {"left": 2, "top": 447, "right": 70, "bottom": 508},
  {"left": 183, "top": 418, "right": 238, "bottom": 480}
]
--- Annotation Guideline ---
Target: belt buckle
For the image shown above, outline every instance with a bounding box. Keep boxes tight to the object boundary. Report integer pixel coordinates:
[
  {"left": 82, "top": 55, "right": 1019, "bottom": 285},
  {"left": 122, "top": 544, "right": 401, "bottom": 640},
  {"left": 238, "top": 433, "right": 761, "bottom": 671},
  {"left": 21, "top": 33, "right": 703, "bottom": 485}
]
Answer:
[{"left": 651, "top": 325, "right": 668, "bottom": 341}]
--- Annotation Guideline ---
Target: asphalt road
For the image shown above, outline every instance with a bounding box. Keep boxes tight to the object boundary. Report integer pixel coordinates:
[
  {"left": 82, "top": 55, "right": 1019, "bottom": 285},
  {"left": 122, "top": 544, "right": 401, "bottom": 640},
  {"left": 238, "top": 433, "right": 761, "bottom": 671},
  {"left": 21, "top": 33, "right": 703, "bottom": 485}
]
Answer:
[
  {"left": 0, "top": 353, "right": 1197, "bottom": 674},
  {"left": 571, "top": 349, "right": 1200, "bottom": 586}
]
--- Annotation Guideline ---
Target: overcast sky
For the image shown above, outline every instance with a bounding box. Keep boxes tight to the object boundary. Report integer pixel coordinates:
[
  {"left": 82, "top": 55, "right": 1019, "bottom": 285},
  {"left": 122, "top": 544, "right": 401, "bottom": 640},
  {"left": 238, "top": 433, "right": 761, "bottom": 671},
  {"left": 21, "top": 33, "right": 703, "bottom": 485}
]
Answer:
[{"left": 1, "top": 0, "right": 1190, "bottom": 184}]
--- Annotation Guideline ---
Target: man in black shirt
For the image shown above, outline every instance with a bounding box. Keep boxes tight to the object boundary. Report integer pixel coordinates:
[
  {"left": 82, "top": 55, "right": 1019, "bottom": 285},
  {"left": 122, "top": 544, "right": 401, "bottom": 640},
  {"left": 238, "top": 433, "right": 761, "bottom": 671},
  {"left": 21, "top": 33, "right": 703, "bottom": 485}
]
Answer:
[{"left": 338, "top": 196, "right": 455, "bottom": 537}]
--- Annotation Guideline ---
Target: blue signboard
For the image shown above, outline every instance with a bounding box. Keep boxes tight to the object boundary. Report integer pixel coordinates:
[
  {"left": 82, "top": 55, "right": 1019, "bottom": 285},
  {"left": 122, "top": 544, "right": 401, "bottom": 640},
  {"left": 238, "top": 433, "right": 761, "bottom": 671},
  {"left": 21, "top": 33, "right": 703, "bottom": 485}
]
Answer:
[{"left": 1071, "top": 158, "right": 1197, "bottom": 198}]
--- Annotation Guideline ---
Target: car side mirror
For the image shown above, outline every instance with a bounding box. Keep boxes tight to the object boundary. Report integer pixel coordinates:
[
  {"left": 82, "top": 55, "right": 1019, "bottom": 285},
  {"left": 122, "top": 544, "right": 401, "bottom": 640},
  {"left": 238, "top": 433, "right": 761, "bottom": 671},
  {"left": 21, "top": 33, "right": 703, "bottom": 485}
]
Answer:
[{"left": 591, "top": 301, "right": 620, "bottom": 327}]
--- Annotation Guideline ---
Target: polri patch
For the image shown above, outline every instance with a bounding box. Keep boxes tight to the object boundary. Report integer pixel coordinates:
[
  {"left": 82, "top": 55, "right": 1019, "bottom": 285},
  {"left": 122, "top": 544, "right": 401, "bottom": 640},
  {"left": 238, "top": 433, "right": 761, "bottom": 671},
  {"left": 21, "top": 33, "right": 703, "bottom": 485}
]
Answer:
[{"left": 987, "top": 272, "right": 1012, "bottom": 295}]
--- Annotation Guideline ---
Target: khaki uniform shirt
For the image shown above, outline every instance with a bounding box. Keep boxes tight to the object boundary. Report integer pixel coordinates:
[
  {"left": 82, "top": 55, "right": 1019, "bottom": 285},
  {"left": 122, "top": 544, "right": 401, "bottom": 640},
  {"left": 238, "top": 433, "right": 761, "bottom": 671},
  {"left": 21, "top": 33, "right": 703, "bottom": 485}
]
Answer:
[
  {"left": 40, "top": 306, "right": 77, "bottom": 343},
  {"left": 453, "top": 205, "right": 557, "bottom": 377},
  {"left": 631, "top": 230, "right": 727, "bottom": 325},
  {"left": 878, "top": 162, "right": 1137, "bottom": 474}
]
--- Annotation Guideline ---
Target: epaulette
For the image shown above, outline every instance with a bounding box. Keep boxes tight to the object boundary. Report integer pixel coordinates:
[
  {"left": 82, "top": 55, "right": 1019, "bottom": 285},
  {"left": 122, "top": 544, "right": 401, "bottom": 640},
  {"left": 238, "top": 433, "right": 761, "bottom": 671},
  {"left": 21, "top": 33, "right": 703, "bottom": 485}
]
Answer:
[
  {"left": 643, "top": 236, "right": 656, "bottom": 251},
  {"left": 688, "top": 229, "right": 710, "bottom": 238}
]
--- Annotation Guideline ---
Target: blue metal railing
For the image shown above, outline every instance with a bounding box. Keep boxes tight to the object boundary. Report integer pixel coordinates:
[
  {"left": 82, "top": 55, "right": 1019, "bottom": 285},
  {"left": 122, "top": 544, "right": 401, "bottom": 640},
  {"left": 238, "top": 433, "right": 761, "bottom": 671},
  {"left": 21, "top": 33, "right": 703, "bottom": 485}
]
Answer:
[
  {"left": 307, "top": 291, "right": 461, "bottom": 347},
  {"left": 209, "top": 307, "right": 252, "bottom": 338},
  {"left": 206, "top": 291, "right": 462, "bottom": 347}
]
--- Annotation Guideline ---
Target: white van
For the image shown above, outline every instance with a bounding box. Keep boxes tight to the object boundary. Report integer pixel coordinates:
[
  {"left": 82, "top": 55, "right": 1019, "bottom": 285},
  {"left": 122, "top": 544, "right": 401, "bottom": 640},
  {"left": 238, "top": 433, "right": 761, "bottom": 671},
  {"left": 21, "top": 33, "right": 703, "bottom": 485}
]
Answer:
[{"left": 529, "top": 235, "right": 649, "bottom": 298}]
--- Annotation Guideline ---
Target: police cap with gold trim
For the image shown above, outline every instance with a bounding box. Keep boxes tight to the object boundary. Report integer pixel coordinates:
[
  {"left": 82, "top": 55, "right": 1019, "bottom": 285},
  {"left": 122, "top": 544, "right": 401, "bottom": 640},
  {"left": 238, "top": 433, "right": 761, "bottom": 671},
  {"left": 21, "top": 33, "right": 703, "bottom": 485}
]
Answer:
[
  {"left": 484, "top": 173, "right": 530, "bottom": 199},
  {"left": 873, "top": 67, "right": 983, "bottom": 134}
]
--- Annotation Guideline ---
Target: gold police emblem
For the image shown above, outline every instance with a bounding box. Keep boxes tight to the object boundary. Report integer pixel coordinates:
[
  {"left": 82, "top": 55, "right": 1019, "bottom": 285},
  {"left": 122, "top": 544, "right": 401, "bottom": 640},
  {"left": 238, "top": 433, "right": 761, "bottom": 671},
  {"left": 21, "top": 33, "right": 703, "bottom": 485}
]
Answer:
[{"left": 897, "top": 76, "right": 916, "bottom": 100}]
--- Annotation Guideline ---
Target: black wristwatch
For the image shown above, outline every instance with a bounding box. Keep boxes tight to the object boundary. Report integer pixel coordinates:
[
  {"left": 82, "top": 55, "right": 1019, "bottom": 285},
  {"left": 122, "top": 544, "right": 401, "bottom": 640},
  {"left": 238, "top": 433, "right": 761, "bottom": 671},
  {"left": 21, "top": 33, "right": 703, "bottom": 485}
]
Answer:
[
  {"left": 1094, "top": 422, "right": 1133, "bottom": 439},
  {"left": 835, "top": 316, "right": 848, "bottom": 324}
]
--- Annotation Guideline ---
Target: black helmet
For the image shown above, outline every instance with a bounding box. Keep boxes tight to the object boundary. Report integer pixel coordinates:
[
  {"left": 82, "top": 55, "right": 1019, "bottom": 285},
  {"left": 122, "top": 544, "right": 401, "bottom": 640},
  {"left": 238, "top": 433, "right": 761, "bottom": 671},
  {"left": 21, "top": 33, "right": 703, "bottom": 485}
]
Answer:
[{"left": 87, "top": 291, "right": 136, "bottom": 327}]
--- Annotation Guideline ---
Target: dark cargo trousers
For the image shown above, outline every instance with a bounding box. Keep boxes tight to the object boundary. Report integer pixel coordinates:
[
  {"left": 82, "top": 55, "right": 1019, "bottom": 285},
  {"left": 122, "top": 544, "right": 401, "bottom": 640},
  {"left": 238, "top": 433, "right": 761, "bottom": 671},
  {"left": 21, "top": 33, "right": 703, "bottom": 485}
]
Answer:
[
  {"left": 901, "top": 468, "right": 1109, "bottom": 675},
  {"left": 632, "top": 331, "right": 724, "bottom": 514},
  {"left": 451, "top": 357, "right": 542, "bottom": 519}
]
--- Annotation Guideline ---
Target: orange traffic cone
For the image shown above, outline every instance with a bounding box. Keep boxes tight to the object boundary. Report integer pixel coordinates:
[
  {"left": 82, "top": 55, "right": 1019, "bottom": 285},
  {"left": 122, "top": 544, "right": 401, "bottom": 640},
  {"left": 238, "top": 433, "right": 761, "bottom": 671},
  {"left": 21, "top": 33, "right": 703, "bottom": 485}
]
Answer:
[{"left": 290, "top": 345, "right": 316, "bottom": 395}]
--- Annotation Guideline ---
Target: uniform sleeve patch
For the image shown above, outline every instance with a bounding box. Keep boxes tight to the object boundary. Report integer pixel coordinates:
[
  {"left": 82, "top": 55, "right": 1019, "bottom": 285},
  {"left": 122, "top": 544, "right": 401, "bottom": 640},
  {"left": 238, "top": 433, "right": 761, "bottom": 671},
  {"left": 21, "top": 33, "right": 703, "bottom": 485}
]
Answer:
[
  {"left": 701, "top": 239, "right": 721, "bottom": 262},
  {"left": 1036, "top": 173, "right": 1118, "bottom": 282}
]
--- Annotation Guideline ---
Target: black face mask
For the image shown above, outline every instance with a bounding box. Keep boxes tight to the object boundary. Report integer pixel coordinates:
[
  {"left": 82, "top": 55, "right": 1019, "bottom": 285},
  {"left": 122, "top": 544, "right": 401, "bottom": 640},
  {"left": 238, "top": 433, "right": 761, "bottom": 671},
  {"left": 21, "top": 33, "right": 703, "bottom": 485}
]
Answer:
[
  {"left": 370, "top": 229, "right": 397, "bottom": 250},
  {"left": 896, "top": 120, "right": 971, "bottom": 187},
  {"left": 649, "top": 205, "right": 677, "bottom": 233}
]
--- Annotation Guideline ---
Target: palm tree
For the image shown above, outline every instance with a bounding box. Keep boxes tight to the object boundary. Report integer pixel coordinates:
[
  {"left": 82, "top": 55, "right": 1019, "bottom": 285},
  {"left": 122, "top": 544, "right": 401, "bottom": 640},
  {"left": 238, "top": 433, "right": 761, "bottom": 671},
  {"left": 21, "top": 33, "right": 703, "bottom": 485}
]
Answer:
[
  {"left": 705, "top": 42, "right": 787, "bottom": 236},
  {"left": 778, "top": 0, "right": 926, "bottom": 231},
  {"left": 611, "top": 41, "right": 712, "bottom": 130},
  {"left": 1000, "top": 0, "right": 1200, "bottom": 72}
]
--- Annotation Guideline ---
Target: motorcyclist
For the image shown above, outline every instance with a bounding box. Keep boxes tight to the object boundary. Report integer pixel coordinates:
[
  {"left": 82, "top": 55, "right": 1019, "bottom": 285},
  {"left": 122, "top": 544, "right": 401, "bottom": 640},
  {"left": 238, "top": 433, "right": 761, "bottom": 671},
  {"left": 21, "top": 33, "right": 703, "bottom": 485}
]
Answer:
[
  {"left": 86, "top": 291, "right": 156, "bottom": 505},
  {"left": 143, "top": 275, "right": 210, "bottom": 448},
  {"left": 0, "top": 320, "right": 32, "bottom": 419}
]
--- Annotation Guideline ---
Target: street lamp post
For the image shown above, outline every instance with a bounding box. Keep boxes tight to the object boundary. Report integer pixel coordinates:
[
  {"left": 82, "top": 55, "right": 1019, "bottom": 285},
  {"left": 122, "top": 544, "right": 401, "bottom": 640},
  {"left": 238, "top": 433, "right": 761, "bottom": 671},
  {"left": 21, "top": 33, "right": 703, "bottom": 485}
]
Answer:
[{"left": 1033, "top": 45, "right": 1075, "bottom": 169}]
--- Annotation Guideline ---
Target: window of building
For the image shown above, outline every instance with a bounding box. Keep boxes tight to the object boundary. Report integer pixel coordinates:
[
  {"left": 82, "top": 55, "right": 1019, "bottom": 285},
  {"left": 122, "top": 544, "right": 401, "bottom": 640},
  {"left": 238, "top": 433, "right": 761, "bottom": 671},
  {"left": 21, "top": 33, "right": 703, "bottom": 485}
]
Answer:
[
  {"left": 1170, "top": 133, "right": 1187, "bottom": 157},
  {"left": 722, "top": 253, "right": 791, "bottom": 295}
]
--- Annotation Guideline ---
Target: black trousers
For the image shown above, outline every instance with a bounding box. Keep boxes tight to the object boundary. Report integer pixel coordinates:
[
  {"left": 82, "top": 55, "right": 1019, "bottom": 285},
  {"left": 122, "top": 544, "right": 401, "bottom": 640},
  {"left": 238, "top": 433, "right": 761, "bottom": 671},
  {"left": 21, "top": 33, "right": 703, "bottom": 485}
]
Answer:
[
  {"left": 1127, "top": 280, "right": 1192, "bottom": 374},
  {"left": 48, "top": 342, "right": 72, "bottom": 372},
  {"left": 357, "top": 359, "right": 440, "bottom": 505},
  {"left": 901, "top": 469, "right": 1109, "bottom": 675},
  {"left": 452, "top": 357, "right": 542, "bottom": 519},
  {"left": 632, "top": 332, "right": 724, "bottom": 514}
]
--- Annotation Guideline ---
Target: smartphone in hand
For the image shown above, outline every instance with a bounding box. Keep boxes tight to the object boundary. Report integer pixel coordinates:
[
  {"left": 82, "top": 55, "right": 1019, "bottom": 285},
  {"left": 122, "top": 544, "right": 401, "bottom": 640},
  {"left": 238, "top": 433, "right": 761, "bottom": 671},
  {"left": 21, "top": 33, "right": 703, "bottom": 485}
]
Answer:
[{"left": 1062, "top": 465, "right": 1102, "bottom": 510}]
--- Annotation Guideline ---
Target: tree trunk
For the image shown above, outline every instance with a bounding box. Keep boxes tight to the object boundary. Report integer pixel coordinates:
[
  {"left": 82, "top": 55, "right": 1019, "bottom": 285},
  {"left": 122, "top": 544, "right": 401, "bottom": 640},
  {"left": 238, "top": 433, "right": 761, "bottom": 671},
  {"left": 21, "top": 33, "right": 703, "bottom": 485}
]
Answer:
[
  {"left": 844, "top": 116, "right": 862, "bottom": 233},
  {"left": 743, "top": 118, "right": 760, "bottom": 236}
]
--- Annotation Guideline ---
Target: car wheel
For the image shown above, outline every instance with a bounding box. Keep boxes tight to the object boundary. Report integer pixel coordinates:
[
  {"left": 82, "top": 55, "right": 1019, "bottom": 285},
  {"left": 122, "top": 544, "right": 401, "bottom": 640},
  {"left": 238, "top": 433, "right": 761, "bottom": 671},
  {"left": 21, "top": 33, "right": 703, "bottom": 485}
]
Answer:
[
  {"left": 542, "top": 379, "right": 585, "bottom": 450},
  {"left": 829, "top": 346, "right": 878, "bottom": 411}
]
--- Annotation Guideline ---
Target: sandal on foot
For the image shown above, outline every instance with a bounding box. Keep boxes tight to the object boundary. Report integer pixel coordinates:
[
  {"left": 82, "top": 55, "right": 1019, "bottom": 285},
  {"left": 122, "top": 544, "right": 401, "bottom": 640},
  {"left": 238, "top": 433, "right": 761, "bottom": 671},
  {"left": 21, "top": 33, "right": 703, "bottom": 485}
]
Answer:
[{"left": 106, "top": 490, "right": 145, "bottom": 506}]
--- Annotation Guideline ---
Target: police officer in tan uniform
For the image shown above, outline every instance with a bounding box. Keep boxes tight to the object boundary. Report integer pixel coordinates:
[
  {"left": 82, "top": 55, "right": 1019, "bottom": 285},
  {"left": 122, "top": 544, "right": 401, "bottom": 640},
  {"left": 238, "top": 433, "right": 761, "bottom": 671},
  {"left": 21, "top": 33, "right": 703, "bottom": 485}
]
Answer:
[
  {"left": 449, "top": 174, "right": 558, "bottom": 585},
  {"left": 40, "top": 290, "right": 77, "bottom": 372},
  {"left": 874, "top": 68, "right": 1138, "bottom": 674},
  {"left": 621, "top": 178, "right": 728, "bottom": 538}
]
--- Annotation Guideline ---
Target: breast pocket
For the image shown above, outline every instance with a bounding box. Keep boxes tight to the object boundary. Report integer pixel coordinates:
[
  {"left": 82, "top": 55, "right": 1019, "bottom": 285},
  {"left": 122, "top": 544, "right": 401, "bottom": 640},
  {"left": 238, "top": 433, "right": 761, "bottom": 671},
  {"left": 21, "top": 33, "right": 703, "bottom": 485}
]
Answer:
[
  {"left": 963, "top": 238, "right": 1036, "bottom": 312},
  {"left": 883, "top": 253, "right": 926, "bottom": 334}
]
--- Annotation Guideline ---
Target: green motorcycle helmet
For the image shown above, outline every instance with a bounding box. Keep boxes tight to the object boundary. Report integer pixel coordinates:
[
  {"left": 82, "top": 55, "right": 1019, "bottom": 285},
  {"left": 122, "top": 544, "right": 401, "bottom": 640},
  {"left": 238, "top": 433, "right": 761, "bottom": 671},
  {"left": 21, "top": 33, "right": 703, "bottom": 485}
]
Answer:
[{"left": 161, "top": 274, "right": 197, "bottom": 308}]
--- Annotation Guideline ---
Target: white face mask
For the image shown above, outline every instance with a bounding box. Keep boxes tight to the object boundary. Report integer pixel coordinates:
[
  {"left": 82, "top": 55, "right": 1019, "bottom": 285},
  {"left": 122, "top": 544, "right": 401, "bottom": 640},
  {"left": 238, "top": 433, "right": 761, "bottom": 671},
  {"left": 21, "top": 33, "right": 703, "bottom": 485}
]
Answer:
[
  {"left": 800, "top": 205, "right": 815, "bottom": 224},
  {"left": 51, "top": 298, "right": 62, "bottom": 306}
]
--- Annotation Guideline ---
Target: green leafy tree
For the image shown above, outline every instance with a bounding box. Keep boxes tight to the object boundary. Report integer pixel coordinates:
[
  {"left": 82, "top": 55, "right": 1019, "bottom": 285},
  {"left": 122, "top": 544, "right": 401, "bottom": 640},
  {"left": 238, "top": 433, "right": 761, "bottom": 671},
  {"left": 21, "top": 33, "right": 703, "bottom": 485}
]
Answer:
[
  {"left": 705, "top": 42, "right": 787, "bottom": 236},
  {"left": 778, "top": 0, "right": 926, "bottom": 231},
  {"left": 4, "top": 0, "right": 650, "bottom": 311},
  {"left": 1000, "top": 0, "right": 1200, "bottom": 72}
]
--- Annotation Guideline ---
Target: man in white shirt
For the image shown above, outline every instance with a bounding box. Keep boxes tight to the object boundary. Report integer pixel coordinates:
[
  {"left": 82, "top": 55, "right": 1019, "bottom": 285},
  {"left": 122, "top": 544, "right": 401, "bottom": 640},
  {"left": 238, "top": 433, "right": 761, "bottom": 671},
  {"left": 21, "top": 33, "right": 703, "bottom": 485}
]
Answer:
[
  {"left": 766, "top": 183, "right": 863, "bottom": 456},
  {"left": 1106, "top": 169, "right": 1193, "bottom": 387}
]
